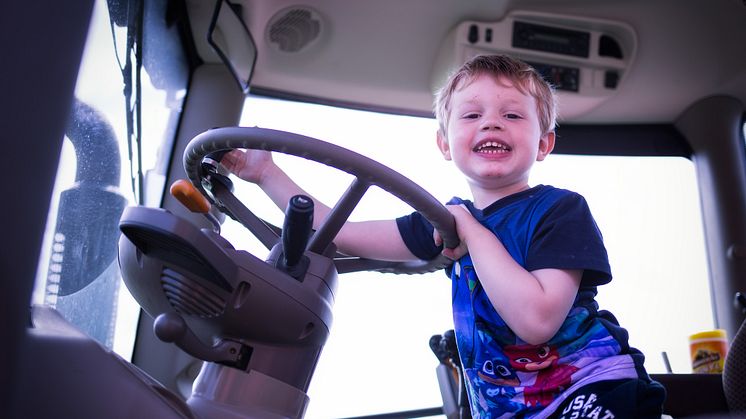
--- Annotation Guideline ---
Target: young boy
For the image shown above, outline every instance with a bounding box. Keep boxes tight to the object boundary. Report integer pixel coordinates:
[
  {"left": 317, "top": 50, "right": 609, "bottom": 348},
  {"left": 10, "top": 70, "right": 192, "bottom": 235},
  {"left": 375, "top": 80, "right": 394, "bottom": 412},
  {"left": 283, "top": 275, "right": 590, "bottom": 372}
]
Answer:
[{"left": 222, "top": 54, "right": 665, "bottom": 418}]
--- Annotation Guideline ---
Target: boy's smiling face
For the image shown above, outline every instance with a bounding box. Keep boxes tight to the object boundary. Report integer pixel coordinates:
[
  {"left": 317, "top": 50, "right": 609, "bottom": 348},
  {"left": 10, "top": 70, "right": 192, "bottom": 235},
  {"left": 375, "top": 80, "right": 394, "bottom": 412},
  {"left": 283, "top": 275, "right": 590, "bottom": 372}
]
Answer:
[{"left": 437, "top": 74, "right": 554, "bottom": 206}]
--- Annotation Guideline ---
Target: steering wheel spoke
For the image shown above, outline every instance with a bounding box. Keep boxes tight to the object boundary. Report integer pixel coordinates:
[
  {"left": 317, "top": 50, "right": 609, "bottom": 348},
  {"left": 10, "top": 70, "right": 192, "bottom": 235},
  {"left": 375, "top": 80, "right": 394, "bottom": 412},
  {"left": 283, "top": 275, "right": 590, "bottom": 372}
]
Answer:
[
  {"left": 308, "top": 177, "right": 370, "bottom": 254},
  {"left": 210, "top": 176, "right": 281, "bottom": 250}
]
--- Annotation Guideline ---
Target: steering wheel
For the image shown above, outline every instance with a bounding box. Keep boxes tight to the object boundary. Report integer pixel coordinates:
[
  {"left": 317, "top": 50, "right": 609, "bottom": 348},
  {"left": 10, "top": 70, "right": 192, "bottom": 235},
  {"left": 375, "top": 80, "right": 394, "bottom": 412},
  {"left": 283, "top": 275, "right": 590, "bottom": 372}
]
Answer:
[{"left": 183, "top": 126, "right": 459, "bottom": 274}]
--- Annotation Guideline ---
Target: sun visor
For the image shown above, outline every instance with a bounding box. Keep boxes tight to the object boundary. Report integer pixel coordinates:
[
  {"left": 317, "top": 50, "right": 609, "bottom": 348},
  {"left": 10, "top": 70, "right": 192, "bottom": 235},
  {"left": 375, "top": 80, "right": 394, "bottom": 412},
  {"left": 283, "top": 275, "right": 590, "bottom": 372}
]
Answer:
[{"left": 431, "top": 11, "right": 637, "bottom": 119}]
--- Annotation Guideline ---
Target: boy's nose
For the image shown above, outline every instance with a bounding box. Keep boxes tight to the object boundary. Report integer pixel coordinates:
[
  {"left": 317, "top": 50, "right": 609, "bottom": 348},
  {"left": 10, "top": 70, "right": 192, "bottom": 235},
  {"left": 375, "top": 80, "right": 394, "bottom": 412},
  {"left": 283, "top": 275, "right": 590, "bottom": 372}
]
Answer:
[{"left": 480, "top": 119, "right": 503, "bottom": 130}]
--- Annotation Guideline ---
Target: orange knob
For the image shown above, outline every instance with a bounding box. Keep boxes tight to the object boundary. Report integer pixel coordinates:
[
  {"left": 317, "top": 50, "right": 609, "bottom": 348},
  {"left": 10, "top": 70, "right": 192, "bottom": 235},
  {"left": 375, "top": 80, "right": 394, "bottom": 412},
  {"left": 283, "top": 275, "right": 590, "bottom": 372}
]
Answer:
[{"left": 170, "top": 179, "right": 210, "bottom": 213}]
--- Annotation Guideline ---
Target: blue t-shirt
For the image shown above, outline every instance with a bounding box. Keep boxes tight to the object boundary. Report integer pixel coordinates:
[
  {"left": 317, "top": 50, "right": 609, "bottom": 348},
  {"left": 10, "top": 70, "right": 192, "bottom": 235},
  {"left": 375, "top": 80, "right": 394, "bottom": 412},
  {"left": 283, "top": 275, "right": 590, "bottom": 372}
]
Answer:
[{"left": 396, "top": 185, "right": 651, "bottom": 418}]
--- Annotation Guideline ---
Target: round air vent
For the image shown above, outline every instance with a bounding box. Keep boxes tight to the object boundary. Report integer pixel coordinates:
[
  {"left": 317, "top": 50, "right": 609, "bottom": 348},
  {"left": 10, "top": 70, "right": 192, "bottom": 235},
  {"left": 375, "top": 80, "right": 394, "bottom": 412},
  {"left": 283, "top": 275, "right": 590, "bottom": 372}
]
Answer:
[{"left": 266, "top": 6, "right": 323, "bottom": 53}]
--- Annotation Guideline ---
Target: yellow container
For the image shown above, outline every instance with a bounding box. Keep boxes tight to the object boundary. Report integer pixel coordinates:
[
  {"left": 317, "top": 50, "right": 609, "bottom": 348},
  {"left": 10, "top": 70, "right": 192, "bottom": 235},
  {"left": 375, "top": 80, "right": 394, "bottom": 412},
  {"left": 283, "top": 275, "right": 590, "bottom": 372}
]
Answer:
[{"left": 689, "top": 329, "right": 728, "bottom": 373}]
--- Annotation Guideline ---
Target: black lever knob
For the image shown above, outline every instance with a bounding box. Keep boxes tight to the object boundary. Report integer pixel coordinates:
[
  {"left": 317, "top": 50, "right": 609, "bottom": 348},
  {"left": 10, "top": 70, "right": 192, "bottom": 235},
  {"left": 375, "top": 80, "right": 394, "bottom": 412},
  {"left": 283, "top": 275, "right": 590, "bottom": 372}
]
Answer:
[
  {"left": 281, "top": 195, "right": 314, "bottom": 271},
  {"left": 154, "top": 312, "right": 246, "bottom": 366}
]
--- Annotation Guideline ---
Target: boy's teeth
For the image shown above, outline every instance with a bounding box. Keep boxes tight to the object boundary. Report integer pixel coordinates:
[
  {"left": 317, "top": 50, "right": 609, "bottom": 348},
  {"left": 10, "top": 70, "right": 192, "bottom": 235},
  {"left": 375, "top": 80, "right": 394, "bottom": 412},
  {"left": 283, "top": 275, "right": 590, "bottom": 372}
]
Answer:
[{"left": 476, "top": 141, "right": 509, "bottom": 153}]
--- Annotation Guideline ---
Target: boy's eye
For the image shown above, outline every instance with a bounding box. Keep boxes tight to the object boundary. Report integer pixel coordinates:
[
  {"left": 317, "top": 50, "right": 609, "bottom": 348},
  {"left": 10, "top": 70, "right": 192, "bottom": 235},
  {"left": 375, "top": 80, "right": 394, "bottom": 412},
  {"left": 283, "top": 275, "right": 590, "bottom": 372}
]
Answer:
[
  {"left": 505, "top": 113, "right": 522, "bottom": 120},
  {"left": 463, "top": 113, "right": 480, "bottom": 119}
]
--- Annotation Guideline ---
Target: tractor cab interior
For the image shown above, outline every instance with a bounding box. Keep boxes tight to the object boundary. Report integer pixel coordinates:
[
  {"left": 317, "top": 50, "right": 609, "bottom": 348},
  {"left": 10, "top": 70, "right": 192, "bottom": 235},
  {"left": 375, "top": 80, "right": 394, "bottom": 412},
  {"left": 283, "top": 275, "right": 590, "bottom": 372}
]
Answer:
[{"left": 4, "top": 1, "right": 746, "bottom": 418}]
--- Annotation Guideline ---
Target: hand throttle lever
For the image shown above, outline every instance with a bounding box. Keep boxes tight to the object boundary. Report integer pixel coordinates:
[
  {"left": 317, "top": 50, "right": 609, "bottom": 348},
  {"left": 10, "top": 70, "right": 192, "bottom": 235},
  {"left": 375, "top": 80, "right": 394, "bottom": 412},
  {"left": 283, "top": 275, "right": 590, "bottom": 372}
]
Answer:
[{"left": 279, "top": 195, "right": 314, "bottom": 279}]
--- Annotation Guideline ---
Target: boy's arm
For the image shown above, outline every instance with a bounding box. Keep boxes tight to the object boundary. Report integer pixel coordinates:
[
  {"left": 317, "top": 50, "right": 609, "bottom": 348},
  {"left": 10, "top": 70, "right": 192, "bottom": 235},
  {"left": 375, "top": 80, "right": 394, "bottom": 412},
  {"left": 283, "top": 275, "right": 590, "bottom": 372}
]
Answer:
[
  {"left": 222, "top": 149, "right": 418, "bottom": 261},
  {"left": 446, "top": 205, "right": 582, "bottom": 345}
]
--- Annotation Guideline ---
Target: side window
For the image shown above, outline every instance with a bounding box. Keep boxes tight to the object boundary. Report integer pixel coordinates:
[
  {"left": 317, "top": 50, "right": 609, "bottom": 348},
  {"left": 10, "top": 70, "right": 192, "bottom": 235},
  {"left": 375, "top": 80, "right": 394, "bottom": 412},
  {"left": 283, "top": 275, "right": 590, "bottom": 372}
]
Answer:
[
  {"left": 33, "top": 0, "right": 188, "bottom": 360},
  {"left": 530, "top": 156, "right": 712, "bottom": 373}
]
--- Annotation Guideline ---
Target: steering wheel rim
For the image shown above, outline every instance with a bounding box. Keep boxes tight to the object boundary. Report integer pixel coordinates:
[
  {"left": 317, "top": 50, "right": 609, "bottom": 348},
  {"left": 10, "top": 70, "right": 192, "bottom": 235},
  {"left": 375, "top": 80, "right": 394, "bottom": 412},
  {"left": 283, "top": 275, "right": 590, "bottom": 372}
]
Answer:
[{"left": 184, "top": 126, "right": 459, "bottom": 274}]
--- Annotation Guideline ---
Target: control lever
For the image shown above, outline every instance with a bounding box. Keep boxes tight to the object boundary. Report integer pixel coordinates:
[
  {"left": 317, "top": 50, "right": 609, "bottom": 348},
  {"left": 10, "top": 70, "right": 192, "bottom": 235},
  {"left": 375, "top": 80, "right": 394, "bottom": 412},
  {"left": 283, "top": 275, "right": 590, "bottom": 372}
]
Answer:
[
  {"left": 154, "top": 312, "right": 250, "bottom": 369},
  {"left": 202, "top": 149, "right": 230, "bottom": 173},
  {"left": 199, "top": 150, "right": 234, "bottom": 212},
  {"left": 170, "top": 179, "right": 221, "bottom": 232},
  {"left": 279, "top": 195, "right": 314, "bottom": 279}
]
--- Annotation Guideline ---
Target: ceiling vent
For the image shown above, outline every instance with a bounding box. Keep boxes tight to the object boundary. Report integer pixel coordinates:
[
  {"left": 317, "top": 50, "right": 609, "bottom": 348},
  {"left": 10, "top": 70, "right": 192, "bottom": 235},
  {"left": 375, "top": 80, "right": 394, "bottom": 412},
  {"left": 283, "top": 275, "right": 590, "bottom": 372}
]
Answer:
[{"left": 267, "top": 7, "right": 322, "bottom": 53}]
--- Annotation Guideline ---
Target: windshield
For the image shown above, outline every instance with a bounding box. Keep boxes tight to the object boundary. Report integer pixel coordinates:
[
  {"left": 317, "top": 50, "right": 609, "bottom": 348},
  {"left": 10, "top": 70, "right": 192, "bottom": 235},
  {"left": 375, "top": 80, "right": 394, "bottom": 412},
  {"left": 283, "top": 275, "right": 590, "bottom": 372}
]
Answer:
[{"left": 227, "top": 95, "right": 713, "bottom": 418}]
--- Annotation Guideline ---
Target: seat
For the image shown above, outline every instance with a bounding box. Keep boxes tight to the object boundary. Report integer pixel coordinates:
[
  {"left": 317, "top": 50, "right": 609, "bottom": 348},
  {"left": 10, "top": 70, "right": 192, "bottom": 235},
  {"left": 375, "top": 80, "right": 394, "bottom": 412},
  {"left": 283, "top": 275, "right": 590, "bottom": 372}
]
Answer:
[{"left": 723, "top": 292, "right": 746, "bottom": 413}]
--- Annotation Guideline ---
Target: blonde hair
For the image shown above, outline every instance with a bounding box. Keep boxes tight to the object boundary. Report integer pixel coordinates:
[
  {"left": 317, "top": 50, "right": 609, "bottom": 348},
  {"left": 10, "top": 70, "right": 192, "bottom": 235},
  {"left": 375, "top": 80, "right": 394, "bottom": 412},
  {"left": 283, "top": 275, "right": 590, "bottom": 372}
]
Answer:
[{"left": 434, "top": 54, "right": 557, "bottom": 136}]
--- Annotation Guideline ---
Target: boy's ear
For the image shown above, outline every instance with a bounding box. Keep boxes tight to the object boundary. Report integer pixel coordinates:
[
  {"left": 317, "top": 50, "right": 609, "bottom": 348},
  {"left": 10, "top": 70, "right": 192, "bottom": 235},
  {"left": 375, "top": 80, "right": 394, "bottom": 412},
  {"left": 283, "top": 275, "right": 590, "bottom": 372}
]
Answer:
[
  {"left": 536, "top": 131, "right": 555, "bottom": 161},
  {"left": 436, "top": 130, "right": 452, "bottom": 160}
]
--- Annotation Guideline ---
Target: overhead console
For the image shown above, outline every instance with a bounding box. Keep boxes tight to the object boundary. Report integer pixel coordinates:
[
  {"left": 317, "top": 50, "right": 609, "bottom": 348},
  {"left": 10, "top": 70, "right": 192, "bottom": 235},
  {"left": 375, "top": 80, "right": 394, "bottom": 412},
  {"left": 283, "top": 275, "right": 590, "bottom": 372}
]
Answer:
[{"left": 431, "top": 11, "right": 637, "bottom": 119}]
